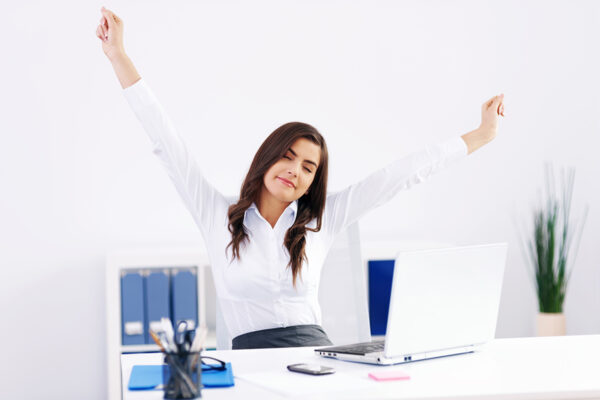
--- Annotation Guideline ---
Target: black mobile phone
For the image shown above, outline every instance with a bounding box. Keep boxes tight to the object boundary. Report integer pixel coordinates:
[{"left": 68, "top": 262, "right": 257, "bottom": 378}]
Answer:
[{"left": 287, "top": 363, "right": 336, "bottom": 375}]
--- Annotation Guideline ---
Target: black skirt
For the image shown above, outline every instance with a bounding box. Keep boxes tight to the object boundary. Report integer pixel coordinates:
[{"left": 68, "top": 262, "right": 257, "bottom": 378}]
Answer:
[{"left": 232, "top": 324, "right": 333, "bottom": 350}]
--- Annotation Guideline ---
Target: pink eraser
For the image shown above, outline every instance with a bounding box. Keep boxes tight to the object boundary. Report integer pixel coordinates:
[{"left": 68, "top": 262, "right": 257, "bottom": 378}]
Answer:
[{"left": 368, "top": 371, "right": 410, "bottom": 381}]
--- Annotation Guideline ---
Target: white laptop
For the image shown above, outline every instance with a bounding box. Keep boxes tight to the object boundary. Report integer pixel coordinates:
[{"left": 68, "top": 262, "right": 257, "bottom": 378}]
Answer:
[{"left": 315, "top": 243, "right": 507, "bottom": 365}]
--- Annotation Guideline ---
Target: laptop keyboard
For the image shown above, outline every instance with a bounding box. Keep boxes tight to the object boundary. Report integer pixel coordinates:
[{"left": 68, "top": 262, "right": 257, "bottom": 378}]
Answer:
[{"left": 317, "top": 340, "right": 385, "bottom": 355}]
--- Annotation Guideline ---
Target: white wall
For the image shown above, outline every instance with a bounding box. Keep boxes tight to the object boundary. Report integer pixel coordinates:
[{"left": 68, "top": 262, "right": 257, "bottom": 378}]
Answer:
[{"left": 1, "top": 0, "right": 599, "bottom": 398}]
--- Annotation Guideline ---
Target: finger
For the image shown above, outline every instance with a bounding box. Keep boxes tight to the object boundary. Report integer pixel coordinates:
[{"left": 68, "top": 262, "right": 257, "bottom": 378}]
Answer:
[
  {"left": 100, "top": 21, "right": 107, "bottom": 39},
  {"left": 106, "top": 9, "right": 121, "bottom": 26},
  {"left": 96, "top": 25, "right": 104, "bottom": 41},
  {"left": 482, "top": 95, "right": 496, "bottom": 110},
  {"left": 494, "top": 94, "right": 505, "bottom": 115},
  {"left": 101, "top": 7, "right": 116, "bottom": 28},
  {"left": 102, "top": 17, "right": 110, "bottom": 38},
  {"left": 493, "top": 93, "right": 504, "bottom": 106}
]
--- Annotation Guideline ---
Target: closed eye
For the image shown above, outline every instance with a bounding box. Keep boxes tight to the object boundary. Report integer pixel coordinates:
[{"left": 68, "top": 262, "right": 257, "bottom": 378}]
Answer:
[{"left": 284, "top": 153, "right": 313, "bottom": 173}]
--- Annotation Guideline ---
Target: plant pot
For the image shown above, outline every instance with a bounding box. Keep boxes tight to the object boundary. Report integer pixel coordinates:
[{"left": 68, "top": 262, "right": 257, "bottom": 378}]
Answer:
[{"left": 536, "top": 312, "right": 566, "bottom": 336}]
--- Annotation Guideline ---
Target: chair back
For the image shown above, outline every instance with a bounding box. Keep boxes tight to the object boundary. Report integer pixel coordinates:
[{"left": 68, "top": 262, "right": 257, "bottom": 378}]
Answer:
[{"left": 318, "top": 222, "right": 371, "bottom": 345}]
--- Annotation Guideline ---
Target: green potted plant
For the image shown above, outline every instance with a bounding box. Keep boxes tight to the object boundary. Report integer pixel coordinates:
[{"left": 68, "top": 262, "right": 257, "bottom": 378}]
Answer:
[{"left": 519, "top": 164, "right": 588, "bottom": 336}]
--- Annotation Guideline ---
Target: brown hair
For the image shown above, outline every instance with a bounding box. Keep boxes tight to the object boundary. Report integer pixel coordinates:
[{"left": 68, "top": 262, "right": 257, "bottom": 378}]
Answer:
[{"left": 226, "top": 122, "right": 329, "bottom": 286}]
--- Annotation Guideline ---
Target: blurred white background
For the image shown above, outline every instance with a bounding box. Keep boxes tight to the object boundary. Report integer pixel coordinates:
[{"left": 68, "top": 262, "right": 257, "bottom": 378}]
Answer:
[{"left": 1, "top": 0, "right": 599, "bottom": 398}]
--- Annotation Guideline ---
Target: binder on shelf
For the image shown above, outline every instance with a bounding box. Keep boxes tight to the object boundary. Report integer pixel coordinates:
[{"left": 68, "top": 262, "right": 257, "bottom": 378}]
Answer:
[
  {"left": 121, "top": 270, "right": 146, "bottom": 345},
  {"left": 144, "top": 269, "right": 171, "bottom": 344},
  {"left": 171, "top": 268, "right": 198, "bottom": 329}
]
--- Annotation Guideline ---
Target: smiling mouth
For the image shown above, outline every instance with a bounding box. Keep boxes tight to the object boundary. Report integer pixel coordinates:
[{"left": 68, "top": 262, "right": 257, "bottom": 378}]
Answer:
[{"left": 277, "top": 177, "right": 296, "bottom": 188}]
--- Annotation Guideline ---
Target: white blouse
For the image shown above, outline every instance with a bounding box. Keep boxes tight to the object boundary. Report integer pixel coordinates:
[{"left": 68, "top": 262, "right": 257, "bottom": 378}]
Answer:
[{"left": 122, "top": 78, "right": 468, "bottom": 340}]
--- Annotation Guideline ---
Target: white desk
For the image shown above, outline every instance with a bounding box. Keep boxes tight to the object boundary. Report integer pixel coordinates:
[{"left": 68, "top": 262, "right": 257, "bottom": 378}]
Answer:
[{"left": 121, "top": 335, "right": 600, "bottom": 400}]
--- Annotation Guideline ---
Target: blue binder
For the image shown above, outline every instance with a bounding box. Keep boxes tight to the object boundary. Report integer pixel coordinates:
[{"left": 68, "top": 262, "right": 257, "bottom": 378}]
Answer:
[
  {"left": 368, "top": 260, "right": 395, "bottom": 336},
  {"left": 171, "top": 268, "right": 198, "bottom": 329},
  {"left": 121, "top": 270, "right": 146, "bottom": 345},
  {"left": 128, "top": 362, "right": 235, "bottom": 390},
  {"left": 144, "top": 269, "right": 171, "bottom": 344}
]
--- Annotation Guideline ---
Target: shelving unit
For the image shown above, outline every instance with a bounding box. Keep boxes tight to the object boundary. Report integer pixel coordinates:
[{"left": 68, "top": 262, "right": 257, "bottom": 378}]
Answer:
[{"left": 105, "top": 247, "right": 217, "bottom": 400}]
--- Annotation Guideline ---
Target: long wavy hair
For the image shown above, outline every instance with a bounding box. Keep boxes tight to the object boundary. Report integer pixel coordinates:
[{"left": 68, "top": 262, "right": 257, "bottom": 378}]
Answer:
[{"left": 226, "top": 122, "right": 329, "bottom": 286}]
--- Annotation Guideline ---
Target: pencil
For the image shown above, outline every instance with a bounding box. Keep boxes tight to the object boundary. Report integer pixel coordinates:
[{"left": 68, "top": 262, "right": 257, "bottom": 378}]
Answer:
[{"left": 150, "top": 330, "right": 165, "bottom": 352}]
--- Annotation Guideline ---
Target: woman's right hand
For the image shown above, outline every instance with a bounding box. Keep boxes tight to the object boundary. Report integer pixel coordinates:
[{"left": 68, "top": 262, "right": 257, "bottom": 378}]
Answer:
[{"left": 96, "top": 6, "right": 125, "bottom": 61}]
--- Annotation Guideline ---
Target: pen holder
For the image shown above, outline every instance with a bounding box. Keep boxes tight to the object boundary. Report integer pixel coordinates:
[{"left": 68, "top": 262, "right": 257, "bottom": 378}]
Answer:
[{"left": 163, "top": 351, "right": 202, "bottom": 399}]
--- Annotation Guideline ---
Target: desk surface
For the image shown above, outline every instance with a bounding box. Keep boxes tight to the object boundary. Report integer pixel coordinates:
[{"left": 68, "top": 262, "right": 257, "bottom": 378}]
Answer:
[{"left": 121, "top": 335, "right": 600, "bottom": 400}]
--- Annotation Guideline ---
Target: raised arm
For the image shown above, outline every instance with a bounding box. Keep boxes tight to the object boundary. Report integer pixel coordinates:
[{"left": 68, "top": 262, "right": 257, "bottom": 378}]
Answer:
[
  {"left": 324, "top": 94, "right": 505, "bottom": 236},
  {"left": 96, "top": 8, "right": 227, "bottom": 235}
]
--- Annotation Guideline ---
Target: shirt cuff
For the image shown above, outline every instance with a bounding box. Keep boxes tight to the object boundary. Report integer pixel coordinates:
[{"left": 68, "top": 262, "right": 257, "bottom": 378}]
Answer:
[
  {"left": 122, "top": 78, "right": 155, "bottom": 110},
  {"left": 440, "top": 136, "right": 468, "bottom": 164}
]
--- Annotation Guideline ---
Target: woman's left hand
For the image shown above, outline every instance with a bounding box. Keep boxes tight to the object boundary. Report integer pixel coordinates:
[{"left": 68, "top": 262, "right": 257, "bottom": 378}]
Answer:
[
  {"left": 461, "top": 94, "right": 505, "bottom": 154},
  {"left": 479, "top": 94, "right": 505, "bottom": 141}
]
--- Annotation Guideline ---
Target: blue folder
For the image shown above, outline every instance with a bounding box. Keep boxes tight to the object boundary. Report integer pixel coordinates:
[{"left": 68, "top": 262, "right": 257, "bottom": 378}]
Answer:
[
  {"left": 121, "top": 271, "right": 146, "bottom": 345},
  {"left": 368, "top": 259, "right": 395, "bottom": 336},
  {"left": 128, "top": 363, "right": 235, "bottom": 390},
  {"left": 145, "top": 270, "right": 170, "bottom": 344},
  {"left": 171, "top": 269, "right": 198, "bottom": 328}
]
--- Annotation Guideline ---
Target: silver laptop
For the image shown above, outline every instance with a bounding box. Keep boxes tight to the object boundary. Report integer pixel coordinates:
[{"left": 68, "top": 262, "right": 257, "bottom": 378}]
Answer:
[{"left": 315, "top": 243, "right": 507, "bottom": 365}]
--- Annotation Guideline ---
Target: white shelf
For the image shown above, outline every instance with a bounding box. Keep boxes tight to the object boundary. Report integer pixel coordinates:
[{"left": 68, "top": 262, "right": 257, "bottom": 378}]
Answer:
[{"left": 106, "top": 247, "right": 214, "bottom": 400}]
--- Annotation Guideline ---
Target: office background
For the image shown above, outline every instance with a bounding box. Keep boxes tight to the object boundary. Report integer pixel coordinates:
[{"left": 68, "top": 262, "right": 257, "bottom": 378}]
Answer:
[{"left": 1, "top": 0, "right": 599, "bottom": 398}]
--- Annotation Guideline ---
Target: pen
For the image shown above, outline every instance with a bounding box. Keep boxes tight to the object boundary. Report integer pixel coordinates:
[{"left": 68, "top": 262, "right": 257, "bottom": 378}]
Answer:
[
  {"left": 161, "top": 318, "right": 177, "bottom": 352},
  {"left": 190, "top": 326, "right": 208, "bottom": 352},
  {"left": 189, "top": 326, "right": 208, "bottom": 370},
  {"left": 175, "top": 320, "right": 188, "bottom": 352}
]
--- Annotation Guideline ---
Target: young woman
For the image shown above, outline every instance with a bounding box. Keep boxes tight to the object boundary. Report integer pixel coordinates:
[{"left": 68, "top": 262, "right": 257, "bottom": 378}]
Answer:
[{"left": 96, "top": 7, "right": 505, "bottom": 349}]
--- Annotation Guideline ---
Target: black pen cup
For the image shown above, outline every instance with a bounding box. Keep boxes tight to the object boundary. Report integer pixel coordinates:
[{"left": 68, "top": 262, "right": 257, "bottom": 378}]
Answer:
[{"left": 162, "top": 351, "right": 202, "bottom": 399}]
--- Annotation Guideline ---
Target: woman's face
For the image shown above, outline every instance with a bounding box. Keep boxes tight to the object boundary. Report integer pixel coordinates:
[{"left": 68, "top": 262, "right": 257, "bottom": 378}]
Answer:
[{"left": 262, "top": 137, "right": 321, "bottom": 204}]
